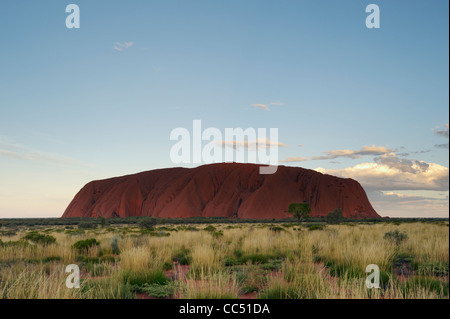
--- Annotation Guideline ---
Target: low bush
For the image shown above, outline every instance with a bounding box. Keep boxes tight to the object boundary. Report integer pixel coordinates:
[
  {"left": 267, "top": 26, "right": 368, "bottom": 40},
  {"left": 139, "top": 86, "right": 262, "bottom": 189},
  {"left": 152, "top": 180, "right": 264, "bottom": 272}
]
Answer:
[
  {"left": 78, "top": 222, "right": 98, "bottom": 229},
  {"left": 173, "top": 248, "right": 191, "bottom": 265},
  {"left": 133, "top": 283, "right": 176, "bottom": 298},
  {"left": 203, "top": 225, "right": 217, "bottom": 232},
  {"left": 123, "top": 269, "right": 169, "bottom": 287},
  {"left": 384, "top": 230, "right": 408, "bottom": 246},
  {"left": 111, "top": 236, "right": 120, "bottom": 254},
  {"left": 72, "top": 238, "right": 100, "bottom": 253},
  {"left": 138, "top": 218, "right": 158, "bottom": 230},
  {"left": 401, "top": 276, "right": 449, "bottom": 296},
  {"left": 212, "top": 231, "right": 224, "bottom": 238},
  {"left": 326, "top": 208, "right": 345, "bottom": 225},
  {"left": 23, "top": 232, "right": 56, "bottom": 245}
]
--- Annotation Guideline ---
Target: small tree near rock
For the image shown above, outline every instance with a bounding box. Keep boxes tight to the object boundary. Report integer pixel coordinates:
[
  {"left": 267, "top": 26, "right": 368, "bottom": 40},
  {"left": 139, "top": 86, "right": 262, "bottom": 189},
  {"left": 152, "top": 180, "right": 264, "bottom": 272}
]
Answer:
[
  {"left": 288, "top": 202, "right": 311, "bottom": 223},
  {"left": 326, "top": 208, "right": 345, "bottom": 224}
]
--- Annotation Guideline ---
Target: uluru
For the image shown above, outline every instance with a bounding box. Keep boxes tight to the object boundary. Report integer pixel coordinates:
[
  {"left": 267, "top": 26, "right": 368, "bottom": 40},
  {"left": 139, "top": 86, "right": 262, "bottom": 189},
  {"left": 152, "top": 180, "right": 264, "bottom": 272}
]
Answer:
[{"left": 62, "top": 163, "right": 380, "bottom": 219}]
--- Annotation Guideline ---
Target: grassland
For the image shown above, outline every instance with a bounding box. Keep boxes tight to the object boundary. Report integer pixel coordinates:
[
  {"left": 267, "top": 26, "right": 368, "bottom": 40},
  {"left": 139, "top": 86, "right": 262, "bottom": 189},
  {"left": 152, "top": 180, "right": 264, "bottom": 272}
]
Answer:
[{"left": 0, "top": 220, "right": 448, "bottom": 299}]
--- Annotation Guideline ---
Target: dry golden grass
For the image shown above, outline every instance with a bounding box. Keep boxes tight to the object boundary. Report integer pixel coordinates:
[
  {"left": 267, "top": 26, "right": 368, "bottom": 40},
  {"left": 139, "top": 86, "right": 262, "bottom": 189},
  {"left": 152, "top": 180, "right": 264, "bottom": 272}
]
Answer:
[{"left": 0, "top": 221, "right": 448, "bottom": 299}]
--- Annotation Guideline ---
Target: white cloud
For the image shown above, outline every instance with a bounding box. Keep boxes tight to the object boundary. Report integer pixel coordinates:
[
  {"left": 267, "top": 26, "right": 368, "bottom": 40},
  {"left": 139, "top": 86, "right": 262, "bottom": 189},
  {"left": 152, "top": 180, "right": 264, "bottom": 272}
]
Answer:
[
  {"left": 219, "top": 137, "right": 287, "bottom": 150},
  {"left": 251, "top": 104, "right": 270, "bottom": 111},
  {"left": 314, "top": 153, "right": 449, "bottom": 192},
  {"left": 433, "top": 123, "right": 449, "bottom": 138},
  {"left": 251, "top": 101, "right": 284, "bottom": 111},
  {"left": 0, "top": 138, "right": 88, "bottom": 167},
  {"left": 279, "top": 156, "right": 308, "bottom": 163},
  {"left": 270, "top": 101, "right": 284, "bottom": 106},
  {"left": 113, "top": 41, "right": 134, "bottom": 51},
  {"left": 367, "top": 190, "right": 449, "bottom": 218},
  {"left": 311, "top": 145, "right": 393, "bottom": 160},
  {"left": 435, "top": 143, "right": 449, "bottom": 149},
  {"left": 281, "top": 144, "right": 392, "bottom": 163}
]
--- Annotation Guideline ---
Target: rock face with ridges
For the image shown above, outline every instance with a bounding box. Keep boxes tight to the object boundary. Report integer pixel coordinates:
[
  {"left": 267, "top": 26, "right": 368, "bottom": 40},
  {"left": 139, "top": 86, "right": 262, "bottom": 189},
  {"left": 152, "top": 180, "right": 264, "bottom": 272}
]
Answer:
[{"left": 61, "top": 163, "right": 379, "bottom": 219}]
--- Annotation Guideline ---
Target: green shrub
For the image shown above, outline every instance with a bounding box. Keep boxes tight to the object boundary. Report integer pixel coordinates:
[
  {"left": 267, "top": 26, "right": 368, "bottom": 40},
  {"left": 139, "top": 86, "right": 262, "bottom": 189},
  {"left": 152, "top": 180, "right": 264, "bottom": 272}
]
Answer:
[
  {"left": 308, "top": 225, "right": 324, "bottom": 231},
  {"left": 23, "top": 232, "right": 56, "bottom": 245},
  {"left": 72, "top": 238, "right": 100, "bottom": 253},
  {"left": 139, "top": 218, "right": 158, "bottom": 230},
  {"left": 0, "top": 229, "right": 17, "bottom": 237},
  {"left": 163, "top": 261, "right": 174, "bottom": 271},
  {"left": 123, "top": 270, "right": 169, "bottom": 287},
  {"left": 173, "top": 248, "right": 191, "bottom": 265},
  {"left": 326, "top": 208, "right": 345, "bottom": 224},
  {"left": 235, "top": 264, "right": 266, "bottom": 294},
  {"left": 42, "top": 256, "right": 62, "bottom": 263},
  {"left": 260, "top": 259, "right": 283, "bottom": 271},
  {"left": 417, "top": 262, "right": 449, "bottom": 277},
  {"left": 81, "top": 278, "right": 134, "bottom": 299},
  {"left": 100, "top": 255, "right": 116, "bottom": 263},
  {"left": 150, "top": 231, "right": 170, "bottom": 237},
  {"left": 239, "top": 253, "right": 283, "bottom": 264},
  {"left": 134, "top": 283, "right": 176, "bottom": 298},
  {"left": 401, "top": 276, "right": 449, "bottom": 296},
  {"left": 379, "top": 270, "right": 392, "bottom": 288},
  {"left": 384, "top": 230, "right": 408, "bottom": 246},
  {"left": 84, "top": 263, "right": 110, "bottom": 277},
  {"left": 111, "top": 236, "right": 120, "bottom": 254},
  {"left": 224, "top": 257, "right": 239, "bottom": 267},
  {"left": 323, "top": 260, "right": 365, "bottom": 279},
  {"left": 65, "top": 229, "right": 85, "bottom": 235},
  {"left": 0, "top": 240, "right": 30, "bottom": 247},
  {"left": 78, "top": 222, "right": 98, "bottom": 229},
  {"left": 234, "top": 249, "right": 244, "bottom": 260},
  {"left": 212, "top": 231, "right": 224, "bottom": 238},
  {"left": 203, "top": 225, "right": 217, "bottom": 232},
  {"left": 259, "top": 282, "right": 300, "bottom": 299}
]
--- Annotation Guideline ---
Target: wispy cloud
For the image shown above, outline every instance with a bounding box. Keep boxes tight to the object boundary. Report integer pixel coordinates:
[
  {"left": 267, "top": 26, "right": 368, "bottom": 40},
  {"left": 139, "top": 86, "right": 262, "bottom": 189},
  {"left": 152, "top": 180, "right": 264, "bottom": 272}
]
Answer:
[
  {"left": 251, "top": 101, "right": 284, "bottom": 111},
  {"left": 280, "top": 156, "right": 308, "bottom": 163},
  {"left": 113, "top": 41, "right": 134, "bottom": 51},
  {"left": 397, "top": 149, "right": 431, "bottom": 157},
  {"left": 282, "top": 145, "right": 393, "bottom": 163},
  {"left": 311, "top": 145, "right": 393, "bottom": 160},
  {"left": 270, "top": 101, "right": 284, "bottom": 106},
  {"left": 435, "top": 143, "right": 449, "bottom": 149},
  {"left": 219, "top": 138, "right": 288, "bottom": 150},
  {"left": 433, "top": 123, "right": 449, "bottom": 138},
  {"left": 433, "top": 124, "right": 449, "bottom": 149},
  {"left": 251, "top": 104, "right": 270, "bottom": 111},
  {"left": 0, "top": 137, "right": 88, "bottom": 167}
]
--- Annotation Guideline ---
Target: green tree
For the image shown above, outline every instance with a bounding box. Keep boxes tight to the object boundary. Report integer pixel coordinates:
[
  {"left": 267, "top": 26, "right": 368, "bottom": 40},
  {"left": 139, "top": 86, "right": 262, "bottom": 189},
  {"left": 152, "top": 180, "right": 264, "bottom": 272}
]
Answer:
[
  {"left": 288, "top": 202, "right": 311, "bottom": 223},
  {"left": 326, "top": 208, "right": 345, "bottom": 224}
]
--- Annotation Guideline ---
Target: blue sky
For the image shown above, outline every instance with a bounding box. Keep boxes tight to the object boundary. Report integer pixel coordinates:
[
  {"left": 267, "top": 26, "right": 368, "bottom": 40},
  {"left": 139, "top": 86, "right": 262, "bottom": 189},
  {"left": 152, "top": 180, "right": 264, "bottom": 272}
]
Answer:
[{"left": 0, "top": 0, "right": 448, "bottom": 218}]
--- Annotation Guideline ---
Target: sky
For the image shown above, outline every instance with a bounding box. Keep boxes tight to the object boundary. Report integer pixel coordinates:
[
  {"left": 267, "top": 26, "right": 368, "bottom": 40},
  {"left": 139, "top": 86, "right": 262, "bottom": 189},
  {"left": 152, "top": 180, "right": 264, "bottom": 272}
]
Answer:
[{"left": 0, "top": 0, "right": 448, "bottom": 218}]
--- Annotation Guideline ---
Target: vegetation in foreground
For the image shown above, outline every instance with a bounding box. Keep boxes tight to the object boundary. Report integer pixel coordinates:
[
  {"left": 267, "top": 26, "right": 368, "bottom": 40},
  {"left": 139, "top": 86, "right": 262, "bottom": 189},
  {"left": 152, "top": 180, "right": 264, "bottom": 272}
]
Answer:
[{"left": 0, "top": 220, "right": 448, "bottom": 299}]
